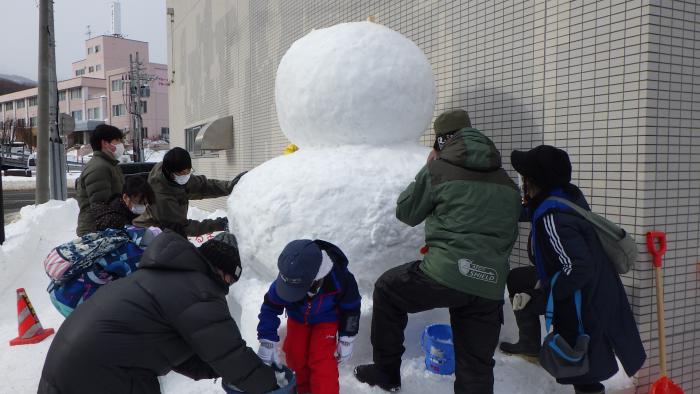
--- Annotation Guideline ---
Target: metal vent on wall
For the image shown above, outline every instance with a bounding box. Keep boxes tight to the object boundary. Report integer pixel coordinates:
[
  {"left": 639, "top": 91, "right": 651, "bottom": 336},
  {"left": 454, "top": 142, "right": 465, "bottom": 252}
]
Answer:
[{"left": 194, "top": 115, "right": 233, "bottom": 152}]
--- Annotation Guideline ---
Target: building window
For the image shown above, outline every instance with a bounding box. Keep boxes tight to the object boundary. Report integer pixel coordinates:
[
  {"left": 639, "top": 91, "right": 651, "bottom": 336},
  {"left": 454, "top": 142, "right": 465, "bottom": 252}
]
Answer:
[
  {"left": 95, "top": 64, "right": 102, "bottom": 71},
  {"left": 28, "top": 96, "right": 37, "bottom": 106},
  {"left": 4, "top": 102, "right": 13, "bottom": 110},
  {"left": 71, "top": 88, "right": 82, "bottom": 99},
  {"left": 15, "top": 100, "right": 25, "bottom": 109},
  {"left": 88, "top": 47, "right": 93, "bottom": 55},
  {"left": 88, "top": 66, "right": 94, "bottom": 73},
  {"left": 161, "top": 127, "right": 170, "bottom": 141},
  {"left": 111, "top": 80, "right": 123, "bottom": 92},
  {"left": 112, "top": 104, "right": 127, "bottom": 116},
  {"left": 29, "top": 116, "right": 38, "bottom": 127},
  {"left": 87, "top": 107, "right": 101, "bottom": 120},
  {"left": 95, "top": 45, "right": 100, "bottom": 53},
  {"left": 140, "top": 100, "right": 148, "bottom": 114},
  {"left": 58, "top": 91, "right": 66, "bottom": 101},
  {"left": 75, "top": 68, "right": 85, "bottom": 76},
  {"left": 185, "top": 125, "right": 203, "bottom": 153},
  {"left": 71, "top": 110, "right": 83, "bottom": 121},
  {"left": 142, "top": 127, "right": 148, "bottom": 138}
]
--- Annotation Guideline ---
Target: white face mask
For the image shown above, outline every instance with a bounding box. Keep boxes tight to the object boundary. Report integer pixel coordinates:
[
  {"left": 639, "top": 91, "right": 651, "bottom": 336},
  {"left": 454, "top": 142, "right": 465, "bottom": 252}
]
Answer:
[
  {"left": 112, "top": 143, "right": 125, "bottom": 159},
  {"left": 131, "top": 204, "right": 146, "bottom": 215},
  {"left": 174, "top": 173, "right": 191, "bottom": 185}
]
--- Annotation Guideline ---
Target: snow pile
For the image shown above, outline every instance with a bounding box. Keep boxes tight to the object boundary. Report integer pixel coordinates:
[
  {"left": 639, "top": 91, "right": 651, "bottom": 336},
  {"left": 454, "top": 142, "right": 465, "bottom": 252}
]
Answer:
[
  {"left": 275, "top": 22, "right": 436, "bottom": 147},
  {"left": 228, "top": 145, "right": 428, "bottom": 284}
]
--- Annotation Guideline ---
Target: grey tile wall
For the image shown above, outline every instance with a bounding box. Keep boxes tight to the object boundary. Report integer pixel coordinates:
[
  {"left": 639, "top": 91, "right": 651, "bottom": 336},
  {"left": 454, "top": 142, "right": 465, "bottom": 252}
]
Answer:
[{"left": 167, "top": 0, "right": 699, "bottom": 391}]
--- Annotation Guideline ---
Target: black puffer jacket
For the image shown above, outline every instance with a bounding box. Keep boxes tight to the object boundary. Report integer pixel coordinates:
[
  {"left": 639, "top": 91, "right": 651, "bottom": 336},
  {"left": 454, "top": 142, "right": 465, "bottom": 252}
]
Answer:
[{"left": 39, "top": 230, "right": 276, "bottom": 394}]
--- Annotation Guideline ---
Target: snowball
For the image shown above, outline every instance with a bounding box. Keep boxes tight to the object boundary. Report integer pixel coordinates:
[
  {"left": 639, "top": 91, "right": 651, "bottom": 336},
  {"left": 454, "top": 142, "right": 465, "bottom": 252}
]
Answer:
[
  {"left": 275, "top": 22, "right": 436, "bottom": 147},
  {"left": 228, "top": 145, "right": 429, "bottom": 287}
]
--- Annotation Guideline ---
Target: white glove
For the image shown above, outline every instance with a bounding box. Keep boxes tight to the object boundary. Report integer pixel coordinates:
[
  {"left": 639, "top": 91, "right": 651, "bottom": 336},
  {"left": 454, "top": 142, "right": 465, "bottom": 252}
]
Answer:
[
  {"left": 512, "top": 293, "right": 532, "bottom": 311},
  {"left": 336, "top": 336, "right": 356, "bottom": 364},
  {"left": 257, "top": 339, "right": 281, "bottom": 367}
]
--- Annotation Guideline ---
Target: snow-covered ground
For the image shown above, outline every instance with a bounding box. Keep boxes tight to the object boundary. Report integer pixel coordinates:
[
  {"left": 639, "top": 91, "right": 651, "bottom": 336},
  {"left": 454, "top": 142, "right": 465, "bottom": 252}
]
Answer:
[
  {"left": 2, "top": 172, "right": 81, "bottom": 191},
  {"left": 0, "top": 201, "right": 636, "bottom": 393}
]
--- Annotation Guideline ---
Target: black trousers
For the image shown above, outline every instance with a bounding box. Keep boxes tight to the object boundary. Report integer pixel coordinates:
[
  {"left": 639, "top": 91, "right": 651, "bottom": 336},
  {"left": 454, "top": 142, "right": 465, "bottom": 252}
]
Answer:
[{"left": 371, "top": 261, "right": 503, "bottom": 394}]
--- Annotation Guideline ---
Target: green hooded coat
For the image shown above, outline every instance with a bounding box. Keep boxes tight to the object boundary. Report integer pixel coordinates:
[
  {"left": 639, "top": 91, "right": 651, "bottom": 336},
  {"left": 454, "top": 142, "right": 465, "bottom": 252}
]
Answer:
[
  {"left": 75, "top": 151, "right": 124, "bottom": 236},
  {"left": 396, "top": 128, "right": 521, "bottom": 300}
]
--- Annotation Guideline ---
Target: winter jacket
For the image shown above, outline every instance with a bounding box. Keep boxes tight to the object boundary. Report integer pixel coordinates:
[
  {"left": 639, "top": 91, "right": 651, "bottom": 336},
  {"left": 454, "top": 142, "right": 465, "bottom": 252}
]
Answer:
[
  {"left": 39, "top": 230, "right": 277, "bottom": 394},
  {"left": 133, "top": 162, "right": 232, "bottom": 236},
  {"left": 88, "top": 196, "right": 138, "bottom": 232},
  {"left": 48, "top": 226, "right": 158, "bottom": 317},
  {"left": 529, "top": 186, "right": 646, "bottom": 384},
  {"left": 76, "top": 151, "right": 124, "bottom": 236},
  {"left": 396, "top": 128, "right": 521, "bottom": 300},
  {"left": 257, "top": 248, "right": 361, "bottom": 342}
]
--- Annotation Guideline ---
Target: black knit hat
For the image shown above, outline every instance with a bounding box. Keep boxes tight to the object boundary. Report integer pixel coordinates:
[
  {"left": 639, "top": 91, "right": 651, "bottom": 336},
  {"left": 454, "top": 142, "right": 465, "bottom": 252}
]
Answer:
[
  {"left": 511, "top": 145, "right": 572, "bottom": 191},
  {"left": 162, "top": 147, "right": 192, "bottom": 174},
  {"left": 198, "top": 233, "right": 242, "bottom": 282}
]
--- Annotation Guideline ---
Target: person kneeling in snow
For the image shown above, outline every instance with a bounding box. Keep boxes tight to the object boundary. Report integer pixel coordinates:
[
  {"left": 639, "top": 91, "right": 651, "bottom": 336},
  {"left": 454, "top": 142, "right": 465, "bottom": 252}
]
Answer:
[
  {"left": 46, "top": 176, "right": 160, "bottom": 317},
  {"left": 39, "top": 231, "right": 278, "bottom": 394},
  {"left": 354, "top": 110, "right": 522, "bottom": 394},
  {"left": 256, "top": 240, "right": 361, "bottom": 394}
]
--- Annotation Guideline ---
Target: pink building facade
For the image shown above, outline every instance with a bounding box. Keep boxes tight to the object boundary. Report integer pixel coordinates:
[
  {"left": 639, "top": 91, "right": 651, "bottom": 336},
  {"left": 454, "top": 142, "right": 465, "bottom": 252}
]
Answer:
[{"left": 0, "top": 35, "right": 168, "bottom": 149}]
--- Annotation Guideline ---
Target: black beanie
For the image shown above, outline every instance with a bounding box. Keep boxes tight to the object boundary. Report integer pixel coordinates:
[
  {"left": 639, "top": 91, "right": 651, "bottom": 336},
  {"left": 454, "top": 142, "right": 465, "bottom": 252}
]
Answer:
[
  {"left": 162, "top": 147, "right": 192, "bottom": 175},
  {"left": 511, "top": 145, "right": 572, "bottom": 191},
  {"left": 198, "top": 233, "right": 242, "bottom": 282}
]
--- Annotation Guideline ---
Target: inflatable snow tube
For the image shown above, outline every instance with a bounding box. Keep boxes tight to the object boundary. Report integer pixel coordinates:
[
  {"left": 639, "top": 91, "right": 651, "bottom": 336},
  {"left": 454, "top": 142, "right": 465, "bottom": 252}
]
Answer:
[
  {"left": 421, "top": 323, "right": 455, "bottom": 375},
  {"left": 221, "top": 365, "right": 295, "bottom": 394}
]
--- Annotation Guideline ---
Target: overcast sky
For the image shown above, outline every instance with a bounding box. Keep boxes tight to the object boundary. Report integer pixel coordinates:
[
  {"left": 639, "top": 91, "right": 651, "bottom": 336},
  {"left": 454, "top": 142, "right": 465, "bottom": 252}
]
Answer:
[{"left": 0, "top": 0, "right": 167, "bottom": 81}]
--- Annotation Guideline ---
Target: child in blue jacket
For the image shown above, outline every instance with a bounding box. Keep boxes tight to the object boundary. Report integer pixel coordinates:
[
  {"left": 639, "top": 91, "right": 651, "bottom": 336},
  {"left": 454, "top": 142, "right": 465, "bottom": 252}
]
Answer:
[{"left": 256, "top": 239, "right": 361, "bottom": 394}]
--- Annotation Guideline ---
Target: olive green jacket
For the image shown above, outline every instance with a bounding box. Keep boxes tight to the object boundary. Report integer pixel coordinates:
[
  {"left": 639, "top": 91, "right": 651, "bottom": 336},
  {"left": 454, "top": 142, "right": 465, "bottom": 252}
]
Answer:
[
  {"left": 396, "top": 128, "right": 521, "bottom": 300},
  {"left": 134, "top": 162, "right": 233, "bottom": 237},
  {"left": 76, "top": 151, "right": 124, "bottom": 236}
]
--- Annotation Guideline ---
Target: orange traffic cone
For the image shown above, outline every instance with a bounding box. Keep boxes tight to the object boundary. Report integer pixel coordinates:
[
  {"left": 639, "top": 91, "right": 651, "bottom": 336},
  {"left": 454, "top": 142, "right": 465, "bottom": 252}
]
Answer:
[{"left": 9, "top": 288, "right": 54, "bottom": 346}]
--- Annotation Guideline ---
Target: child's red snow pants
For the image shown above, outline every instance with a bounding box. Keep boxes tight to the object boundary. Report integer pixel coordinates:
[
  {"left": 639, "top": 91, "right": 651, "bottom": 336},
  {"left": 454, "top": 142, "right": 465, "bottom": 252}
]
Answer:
[{"left": 283, "top": 319, "right": 339, "bottom": 394}]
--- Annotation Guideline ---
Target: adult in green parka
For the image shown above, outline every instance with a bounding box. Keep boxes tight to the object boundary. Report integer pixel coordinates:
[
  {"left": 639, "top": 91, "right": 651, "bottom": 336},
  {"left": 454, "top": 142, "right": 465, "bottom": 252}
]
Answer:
[{"left": 355, "top": 110, "right": 522, "bottom": 394}]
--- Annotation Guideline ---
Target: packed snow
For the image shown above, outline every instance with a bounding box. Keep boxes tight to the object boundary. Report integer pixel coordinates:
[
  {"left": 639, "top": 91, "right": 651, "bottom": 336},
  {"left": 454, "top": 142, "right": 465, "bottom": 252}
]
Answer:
[
  {"left": 2, "top": 172, "right": 81, "bottom": 191},
  {"left": 275, "top": 22, "right": 436, "bottom": 147}
]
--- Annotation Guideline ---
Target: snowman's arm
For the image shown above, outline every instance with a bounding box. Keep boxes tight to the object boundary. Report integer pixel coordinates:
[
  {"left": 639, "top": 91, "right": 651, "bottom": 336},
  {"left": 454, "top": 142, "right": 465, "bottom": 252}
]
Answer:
[{"left": 396, "top": 166, "right": 434, "bottom": 226}]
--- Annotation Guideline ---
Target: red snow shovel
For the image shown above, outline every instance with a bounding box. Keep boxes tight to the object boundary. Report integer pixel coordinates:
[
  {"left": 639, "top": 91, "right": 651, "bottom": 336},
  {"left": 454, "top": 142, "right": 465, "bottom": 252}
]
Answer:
[{"left": 646, "top": 232, "right": 684, "bottom": 394}]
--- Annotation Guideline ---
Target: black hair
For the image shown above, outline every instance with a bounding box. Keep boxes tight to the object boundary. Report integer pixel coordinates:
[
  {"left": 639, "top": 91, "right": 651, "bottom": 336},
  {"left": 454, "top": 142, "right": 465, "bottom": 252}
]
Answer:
[
  {"left": 122, "top": 175, "right": 155, "bottom": 205},
  {"left": 162, "top": 147, "right": 192, "bottom": 177},
  {"left": 89, "top": 124, "right": 123, "bottom": 151},
  {"left": 199, "top": 239, "right": 242, "bottom": 281}
]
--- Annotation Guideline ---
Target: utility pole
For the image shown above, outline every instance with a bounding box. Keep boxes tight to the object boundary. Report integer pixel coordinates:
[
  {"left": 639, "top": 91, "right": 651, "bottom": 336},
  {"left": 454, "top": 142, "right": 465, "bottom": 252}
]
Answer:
[
  {"left": 126, "top": 52, "right": 153, "bottom": 162},
  {"left": 48, "top": 0, "right": 67, "bottom": 201},
  {"left": 36, "top": 0, "right": 50, "bottom": 203}
]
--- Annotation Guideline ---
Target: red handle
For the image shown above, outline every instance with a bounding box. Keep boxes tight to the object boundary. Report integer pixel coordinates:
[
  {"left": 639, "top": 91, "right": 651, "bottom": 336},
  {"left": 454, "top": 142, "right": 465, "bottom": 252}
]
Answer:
[{"left": 646, "top": 231, "right": 667, "bottom": 268}]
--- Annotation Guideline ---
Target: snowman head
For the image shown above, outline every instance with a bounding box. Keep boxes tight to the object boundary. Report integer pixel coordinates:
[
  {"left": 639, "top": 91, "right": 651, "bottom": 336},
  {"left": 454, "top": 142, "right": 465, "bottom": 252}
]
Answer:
[{"left": 275, "top": 21, "right": 436, "bottom": 148}]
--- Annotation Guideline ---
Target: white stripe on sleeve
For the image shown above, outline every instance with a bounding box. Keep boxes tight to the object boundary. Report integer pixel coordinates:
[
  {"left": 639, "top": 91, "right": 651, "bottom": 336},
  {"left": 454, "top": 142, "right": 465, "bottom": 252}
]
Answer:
[{"left": 543, "top": 214, "right": 573, "bottom": 275}]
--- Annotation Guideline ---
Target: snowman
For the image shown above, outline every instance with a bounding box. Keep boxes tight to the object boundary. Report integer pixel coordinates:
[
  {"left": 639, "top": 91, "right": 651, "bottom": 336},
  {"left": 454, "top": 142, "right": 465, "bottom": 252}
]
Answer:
[{"left": 228, "top": 21, "right": 437, "bottom": 290}]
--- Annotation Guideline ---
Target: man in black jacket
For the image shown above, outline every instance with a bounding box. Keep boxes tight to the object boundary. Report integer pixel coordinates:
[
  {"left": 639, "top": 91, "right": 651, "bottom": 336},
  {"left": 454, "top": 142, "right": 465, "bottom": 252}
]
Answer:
[{"left": 38, "top": 231, "right": 278, "bottom": 394}]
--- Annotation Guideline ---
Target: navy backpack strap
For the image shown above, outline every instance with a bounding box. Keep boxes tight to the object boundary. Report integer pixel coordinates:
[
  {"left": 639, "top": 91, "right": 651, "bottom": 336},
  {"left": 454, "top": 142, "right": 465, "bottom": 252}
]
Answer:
[{"left": 545, "top": 271, "right": 586, "bottom": 335}]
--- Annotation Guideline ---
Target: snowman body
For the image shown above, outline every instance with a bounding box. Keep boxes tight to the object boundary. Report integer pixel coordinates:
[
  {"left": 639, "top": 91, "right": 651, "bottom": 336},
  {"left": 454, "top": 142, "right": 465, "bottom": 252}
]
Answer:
[{"left": 228, "top": 22, "right": 436, "bottom": 287}]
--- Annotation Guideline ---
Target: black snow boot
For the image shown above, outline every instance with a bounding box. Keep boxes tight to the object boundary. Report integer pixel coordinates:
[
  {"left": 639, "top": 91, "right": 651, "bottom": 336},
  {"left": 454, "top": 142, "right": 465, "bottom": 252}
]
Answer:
[
  {"left": 499, "top": 310, "right": 541, "bottom": 357},
  {"left": 574, "top": 383, "right": 605, "bottom": 394},
  {"left": 354, "top": 364, "right": 401, "bottom": 392}
]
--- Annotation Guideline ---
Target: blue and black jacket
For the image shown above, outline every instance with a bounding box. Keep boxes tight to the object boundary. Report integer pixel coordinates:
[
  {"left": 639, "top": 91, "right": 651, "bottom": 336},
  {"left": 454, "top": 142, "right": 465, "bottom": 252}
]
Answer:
[{"left": 257, "top": 247, "right": 361, "bottom": 342}]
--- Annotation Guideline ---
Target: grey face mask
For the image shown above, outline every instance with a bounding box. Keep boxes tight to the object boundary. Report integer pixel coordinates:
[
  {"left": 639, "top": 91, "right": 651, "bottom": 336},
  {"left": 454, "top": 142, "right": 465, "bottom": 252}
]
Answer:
[{"left": 130, "top": 204, "right": 146, "bottom": 215}]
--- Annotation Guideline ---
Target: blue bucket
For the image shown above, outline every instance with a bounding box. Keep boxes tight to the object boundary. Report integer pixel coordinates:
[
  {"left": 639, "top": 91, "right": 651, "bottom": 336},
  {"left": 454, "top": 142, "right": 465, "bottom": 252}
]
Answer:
[
  {"left": 420, "top": 323, "right": 455, "bottom": 375},
  {"left": 221, "top": 365, "right": 296, "bottom": 394}
]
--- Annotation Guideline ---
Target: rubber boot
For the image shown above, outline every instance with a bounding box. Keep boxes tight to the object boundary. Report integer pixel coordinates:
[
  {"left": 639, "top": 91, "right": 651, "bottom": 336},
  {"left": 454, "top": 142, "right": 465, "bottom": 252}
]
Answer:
[
  {"left": 574, "top": 383, "right": 605, "bottom": 394},
  {"left": 354, "top": 364, "right": 401, "bottom": 392},
  {"left": 499, "top": 310, "right": 541, "bottom": 357}
]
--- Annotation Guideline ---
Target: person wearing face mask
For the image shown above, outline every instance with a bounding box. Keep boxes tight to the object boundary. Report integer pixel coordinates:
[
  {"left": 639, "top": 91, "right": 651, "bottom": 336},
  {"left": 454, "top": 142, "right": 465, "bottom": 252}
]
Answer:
[
  {"left": 135, "top": 147, "right": 245, "bottom": 236},
  {"left": 75, "top": 124, "right": 126, "bottom": 236},
  {"left": 88, "top": 176, "right": 156, "bottom": 232},
  {"left": 39, "top": 231, "right": 279, "bottom": 394}
]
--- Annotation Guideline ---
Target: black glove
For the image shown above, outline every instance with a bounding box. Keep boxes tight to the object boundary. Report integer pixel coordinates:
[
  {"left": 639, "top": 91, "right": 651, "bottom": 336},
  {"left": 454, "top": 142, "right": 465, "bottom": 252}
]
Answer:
[
  {"left": 231, "top": 171, "right": 248, "bottom": 189},
  {"left": 213, "top": 217, "right": 229, "bottom": 232}
]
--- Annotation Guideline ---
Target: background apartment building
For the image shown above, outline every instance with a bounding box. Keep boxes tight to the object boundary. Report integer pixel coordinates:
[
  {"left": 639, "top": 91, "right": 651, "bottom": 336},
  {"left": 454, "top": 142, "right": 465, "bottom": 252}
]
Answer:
[
  {"left": 166, "top": 1, "right": 700, "bottom": 392},
  {"left": 0, "top": 35, "right": 169, "bottom": 151}
]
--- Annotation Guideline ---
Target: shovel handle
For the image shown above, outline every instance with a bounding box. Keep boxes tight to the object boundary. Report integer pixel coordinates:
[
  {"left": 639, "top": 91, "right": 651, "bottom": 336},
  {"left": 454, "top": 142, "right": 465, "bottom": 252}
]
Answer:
[{"left": 646, "top": 232, "right": 667, "bottom": 268}]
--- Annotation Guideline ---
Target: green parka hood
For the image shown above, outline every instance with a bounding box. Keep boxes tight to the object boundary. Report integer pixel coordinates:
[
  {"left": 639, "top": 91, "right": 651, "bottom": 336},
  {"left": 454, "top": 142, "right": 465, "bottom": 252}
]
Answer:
[{"left": 438, "top": 128, "right": 502, "bottom": 172}]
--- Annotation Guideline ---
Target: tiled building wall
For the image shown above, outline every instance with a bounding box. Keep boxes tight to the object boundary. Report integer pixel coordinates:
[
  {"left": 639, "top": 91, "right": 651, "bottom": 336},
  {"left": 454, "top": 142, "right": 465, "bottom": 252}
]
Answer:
[{"left": 167, "top": 0, "right": 699, "bottom": 391}]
